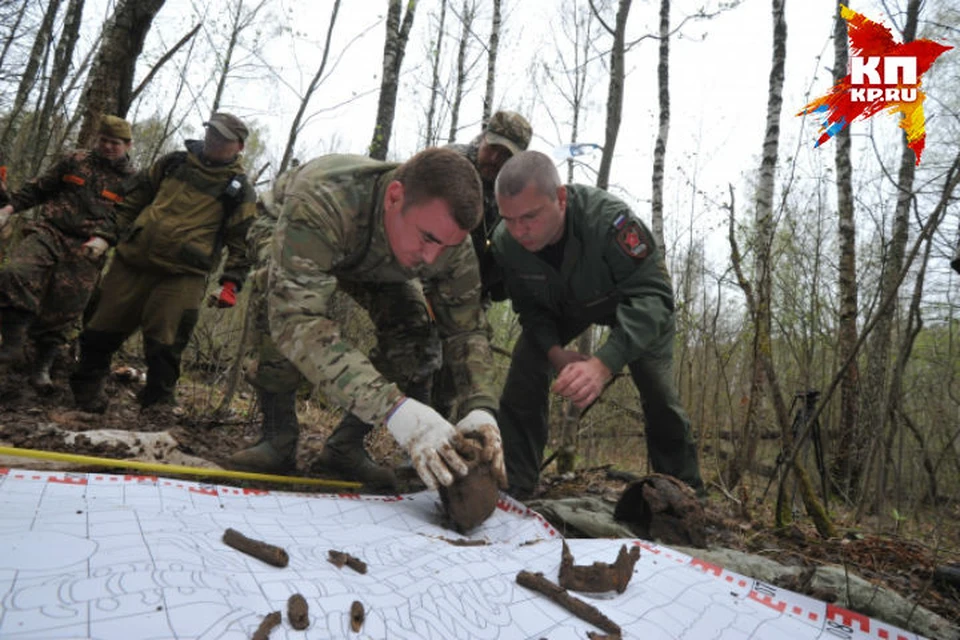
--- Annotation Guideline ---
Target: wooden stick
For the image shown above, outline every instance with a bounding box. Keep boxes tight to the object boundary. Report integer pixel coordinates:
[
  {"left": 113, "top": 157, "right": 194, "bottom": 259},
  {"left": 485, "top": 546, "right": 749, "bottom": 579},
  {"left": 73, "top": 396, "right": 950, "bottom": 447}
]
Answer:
[
  {"left": 251, "top": 611, "right": 281, "bottom": 640},
  {"left": 328, "top": 549, "right": 367, "bottom": 574},
  {"left": 222, "top": 528, "right": 289, "bottom": 568},
  {"left": 516, "top": 570, "right": 621, "bottom": 635}
]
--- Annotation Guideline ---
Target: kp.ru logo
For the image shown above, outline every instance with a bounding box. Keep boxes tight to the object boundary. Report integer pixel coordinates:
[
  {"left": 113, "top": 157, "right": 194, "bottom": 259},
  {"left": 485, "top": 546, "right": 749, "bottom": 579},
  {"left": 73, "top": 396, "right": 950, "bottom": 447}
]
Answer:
[{"left": 799, "top": 5, "right": 951, "bottom": 164}]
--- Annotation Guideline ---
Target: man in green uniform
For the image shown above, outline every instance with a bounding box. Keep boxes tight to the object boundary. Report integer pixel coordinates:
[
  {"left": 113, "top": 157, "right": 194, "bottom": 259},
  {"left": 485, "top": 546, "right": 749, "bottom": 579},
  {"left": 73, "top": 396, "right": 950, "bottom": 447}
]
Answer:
[
  {"left": 0, "top": 115, "right": 136, "bottom": 389},
  {"left": 69, "top": 112, "right": 255, "bottom": 414},
  {"left": 227, "top": 147, "right": 505, "bottom": 492},
  {"left": 491, "top": 150, "right": 704, "bottom": 499}
]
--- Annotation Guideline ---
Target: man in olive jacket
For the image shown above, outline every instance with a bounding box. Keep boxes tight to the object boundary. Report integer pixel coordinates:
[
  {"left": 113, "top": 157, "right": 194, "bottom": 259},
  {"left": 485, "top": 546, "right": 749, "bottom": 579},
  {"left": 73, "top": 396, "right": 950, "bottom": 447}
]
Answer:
[
  {"left": 70, "top": 112, "right": 255, "bottom": 414},
  {"left": 0, "top": 115, "right": 136, "bottom": 389},
  {"left": 491, "top": 150, "right": 704, "bottom": 499}
]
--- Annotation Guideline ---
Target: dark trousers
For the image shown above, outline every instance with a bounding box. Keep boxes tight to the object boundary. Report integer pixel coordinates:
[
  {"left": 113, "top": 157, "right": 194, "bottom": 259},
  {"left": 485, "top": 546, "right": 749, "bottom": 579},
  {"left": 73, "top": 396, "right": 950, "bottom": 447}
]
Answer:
[
  {"left": 499, "top": 326, "right": 704, "bottom": 496},
  {"left": 73, "top": 258, "right": 204, "bottom": 406}
]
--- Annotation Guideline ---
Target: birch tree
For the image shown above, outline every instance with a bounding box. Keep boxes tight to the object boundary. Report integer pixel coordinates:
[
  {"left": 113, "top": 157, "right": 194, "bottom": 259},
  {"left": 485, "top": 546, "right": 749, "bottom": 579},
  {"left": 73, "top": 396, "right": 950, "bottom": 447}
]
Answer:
[
  {"left": 481, "top": 0, "right": 500, "bottom": 124},
  {"left": 589, "top": 0, "right": 630, "bottom": 191},
  {"left": 829, "top": 0, "right": 860, "bottom": 499},
  {"left": 0, "top": 0, "right": 62, "bottom": 151},
  {"left": 75, "top": 0, "right": 166, "bottom": 148},
  {"left": 369, "top": 0, "right": 417, "bottom": 160}
]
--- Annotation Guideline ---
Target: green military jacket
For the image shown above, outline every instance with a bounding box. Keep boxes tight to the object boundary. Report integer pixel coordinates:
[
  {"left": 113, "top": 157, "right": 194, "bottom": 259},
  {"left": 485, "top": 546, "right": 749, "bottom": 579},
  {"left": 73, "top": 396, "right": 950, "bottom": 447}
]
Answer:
[
  {"left": 115, "top": 140, "right": 255, "bottom": 286},
  {"left": 8, "top": 150, "right": 136, "bottom": 243},
  {"left": 492, "top": 184, "right": 676, "bottom": 374},
  {"left": 265, "top": 154, "right": 496, "bottom": 426}
]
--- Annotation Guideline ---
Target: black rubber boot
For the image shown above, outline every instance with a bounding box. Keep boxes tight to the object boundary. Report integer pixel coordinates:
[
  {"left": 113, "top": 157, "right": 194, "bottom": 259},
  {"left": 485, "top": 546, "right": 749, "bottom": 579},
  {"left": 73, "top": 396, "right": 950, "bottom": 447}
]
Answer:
[
  {"left": 0, "top": 309, "right": 31, "bottom": 366},
  {"left": 140, "top": 338, "right": 180, "bottom": 409},
  {"left": 227, "top": 389, "right": 300, "bottom": 473},
  {"left": 70, "top": 329, "right": 126, "bottom": 413},
  {"left": 317, "top": 413, "right": 397, "bottom": 490},
  {"left": 30, "top": 342, "right": 60, "bottom": 391}
]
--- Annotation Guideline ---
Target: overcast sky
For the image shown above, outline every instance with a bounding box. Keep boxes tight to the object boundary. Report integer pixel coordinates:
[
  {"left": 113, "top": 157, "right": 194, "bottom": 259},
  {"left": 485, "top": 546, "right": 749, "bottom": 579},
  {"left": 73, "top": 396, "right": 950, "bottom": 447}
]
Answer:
[{"left": 123, "top": 0, "right": 953, "bottom": 262}]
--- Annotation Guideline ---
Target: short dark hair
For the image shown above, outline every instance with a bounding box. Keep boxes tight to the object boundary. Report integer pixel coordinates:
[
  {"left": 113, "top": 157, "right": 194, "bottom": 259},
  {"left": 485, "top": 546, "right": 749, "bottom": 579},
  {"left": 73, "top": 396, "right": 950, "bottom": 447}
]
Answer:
[
  {"left": 394, "top": 147, "right": 482, "bottom": 231},
  {"left": 495, "top": 150, "right": 561, "bottom": 200}
]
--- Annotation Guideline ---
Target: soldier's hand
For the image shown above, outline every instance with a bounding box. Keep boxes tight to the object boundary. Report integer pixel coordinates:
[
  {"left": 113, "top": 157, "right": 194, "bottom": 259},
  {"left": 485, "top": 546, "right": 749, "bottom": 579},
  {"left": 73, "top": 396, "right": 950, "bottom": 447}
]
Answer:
[
  {"left": 81, "top": 236, "right": 109, "bottom": 260},
  {"left": 455, "top": 409, "right": 507, "bottom": 488},
  {"left": 385, "top": 397, "right": 468, "bottom": 490},
  {"left": 0, "top": 204, "right": 13, "bottom": 229},
  {"left": 547, "top": 346, "right": 590, "bottom": 374},
  {"left": 208, "top": 281, "right": 238, "bottom": 308},
  {"left": 552, "top": 357, "right": 612, "bottom": 409}
]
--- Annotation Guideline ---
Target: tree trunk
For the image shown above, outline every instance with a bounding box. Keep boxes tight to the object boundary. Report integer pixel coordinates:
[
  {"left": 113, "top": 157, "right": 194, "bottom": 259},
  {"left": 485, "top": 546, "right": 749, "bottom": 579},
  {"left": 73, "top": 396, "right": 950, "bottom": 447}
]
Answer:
[
  {"left": 369, "top": 0, "right": 417, "bottom": 160},
  {"left": 0, "top": 0, "right": 31, "bottom": 73},
  {"left": 830, "top": 0, "right": 860, "bottom": 500},
  {"left": 446, "top": 0, "right": 473, "bottom": 144},
  {"left": 424, "top": 0, "right": 447, "bottom": 148},
  {"left": 280, "top": 0, "right": 341, "bottom": 174},
  {"left": 650, "top": 0, "right": 669, "bottom": 250},
  {"left": 856, "top": 0, "right": 920, "bottom": 505},
  {"left": 32, "top": 0, "right": 85, "bottom": 172},
  {"left": 591, "top": 0, "right": 630, "bottom": 191},
  {"left": 0, "top": 0, "right": 62, "bottom": 151},
  {"left": 481, "top": 0, "right": 501, "bottom": 124},
  {"left": 76, "top": 0, "right": 166, "bottom": 148}
]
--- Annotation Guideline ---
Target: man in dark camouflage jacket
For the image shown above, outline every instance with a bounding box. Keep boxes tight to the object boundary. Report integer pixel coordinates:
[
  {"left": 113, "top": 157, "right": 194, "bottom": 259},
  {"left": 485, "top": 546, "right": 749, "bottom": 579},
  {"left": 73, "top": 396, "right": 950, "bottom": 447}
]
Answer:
[{"left": 0, "top": 115, "right": 136, "bottom": 389}]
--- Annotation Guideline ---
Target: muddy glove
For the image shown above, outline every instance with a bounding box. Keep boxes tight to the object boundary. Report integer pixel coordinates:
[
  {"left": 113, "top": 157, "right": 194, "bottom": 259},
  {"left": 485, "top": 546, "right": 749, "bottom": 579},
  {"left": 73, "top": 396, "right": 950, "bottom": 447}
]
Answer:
[
  {"left": 81, "top": 236, "right": 109, "bottom": 260},
  {"left": 208, "top": 281, "right": 238, "bottom": 308},
  {"left": 0, "top": 204, "right": 13, "bottom": 230},
  {"left": 456, "top": 409, "right": 507, "bottom": 488},
  {"left": 386, "top": 397, "right": 469, "bottom": 490}
]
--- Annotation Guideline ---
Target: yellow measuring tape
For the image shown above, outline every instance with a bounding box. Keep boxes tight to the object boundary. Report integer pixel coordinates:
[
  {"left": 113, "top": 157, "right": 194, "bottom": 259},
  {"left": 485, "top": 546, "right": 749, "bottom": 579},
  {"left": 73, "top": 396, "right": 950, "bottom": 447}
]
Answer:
[{"left": 0, "top": 445, "right": 362, "bottom": 490}]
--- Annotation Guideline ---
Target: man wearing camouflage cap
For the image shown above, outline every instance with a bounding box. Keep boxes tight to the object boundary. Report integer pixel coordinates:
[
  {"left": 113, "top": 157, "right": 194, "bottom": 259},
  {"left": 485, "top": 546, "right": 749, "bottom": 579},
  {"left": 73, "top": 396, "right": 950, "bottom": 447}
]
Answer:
[
  {"left": 69, "top": 112, "right": 255, "bottom": 415},
  {"left": 227, "top": 147, "right": 505, "bottom": 493},
  {"left": 447, "top": 110, "right": 532, "bottom": 304},
  {"left": 0, "top": 114, "right": 136, "bottom": 390}
]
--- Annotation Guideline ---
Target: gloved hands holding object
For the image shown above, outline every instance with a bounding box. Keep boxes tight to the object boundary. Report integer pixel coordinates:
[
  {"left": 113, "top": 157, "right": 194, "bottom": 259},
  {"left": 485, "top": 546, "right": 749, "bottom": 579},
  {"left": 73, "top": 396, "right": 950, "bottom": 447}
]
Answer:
[
  {"left": 455, "top": 409, "right": 507, "bottom": 488},
  {"left": 386, "top": 397, "right": 469, "bottom": 490}
]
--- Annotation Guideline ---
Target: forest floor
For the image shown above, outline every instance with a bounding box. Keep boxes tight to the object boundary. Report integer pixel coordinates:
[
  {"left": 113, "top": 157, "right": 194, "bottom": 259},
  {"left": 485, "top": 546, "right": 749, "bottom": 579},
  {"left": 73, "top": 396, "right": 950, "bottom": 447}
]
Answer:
[{"left": 1, "top": 358, "right": 959, "bottom": 637}]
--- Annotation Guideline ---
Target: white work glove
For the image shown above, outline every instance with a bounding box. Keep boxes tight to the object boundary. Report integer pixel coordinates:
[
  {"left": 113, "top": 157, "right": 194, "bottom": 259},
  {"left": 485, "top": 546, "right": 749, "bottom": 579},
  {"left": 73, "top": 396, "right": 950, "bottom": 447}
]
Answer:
[
  {"left": 385, "top": 397, "right": 469, "bottom": 490},
  {"left": 456, "top": 409, "right": 507, "bottom": 489},
  {"left": 81, "top": 236, "right": 109, "bottom": 260},
  {"left": 0, "top": 205, "right": 13, "bottom": 229}
]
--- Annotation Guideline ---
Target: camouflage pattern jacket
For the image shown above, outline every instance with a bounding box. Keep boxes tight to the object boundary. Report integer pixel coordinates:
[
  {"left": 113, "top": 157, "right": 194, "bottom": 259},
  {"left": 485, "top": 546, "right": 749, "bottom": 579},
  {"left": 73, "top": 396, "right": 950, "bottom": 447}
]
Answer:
[
  {"left": 115, "top": 140, "right": 255, "bottom": 287},
  {"left": 7, "top": 150, "right": 136, "bottom": 243},
  {"left": 447, "top": 137, "right": 505, "bottom": 301},
  {"left": 493, "top": 184, "right": 676, "bottom": 374},
  {"left": 265, "top": 154, "right": 497, "bottom": 426}
]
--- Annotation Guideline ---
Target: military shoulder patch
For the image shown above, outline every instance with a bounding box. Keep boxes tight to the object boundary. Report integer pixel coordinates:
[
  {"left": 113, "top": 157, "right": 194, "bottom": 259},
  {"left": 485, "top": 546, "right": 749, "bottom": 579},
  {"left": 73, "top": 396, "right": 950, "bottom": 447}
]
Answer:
[{"left": 616, "top": 221, "right": 649, "bottom": 261}]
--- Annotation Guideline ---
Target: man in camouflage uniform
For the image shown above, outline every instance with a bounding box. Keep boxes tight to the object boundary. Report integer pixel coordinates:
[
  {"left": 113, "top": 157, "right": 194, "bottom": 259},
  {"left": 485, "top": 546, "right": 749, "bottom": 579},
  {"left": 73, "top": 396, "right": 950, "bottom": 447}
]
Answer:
[
  {"left": 228, "top": 147, "right": 506, "bottom": 492},
  {"left": 491, "top": 151, "right": 704, "bottom": 499},
  {"left": 69, "top": 112, "right": 255, "bottom": 414},
  {"left": 415, "top": 110, "right": 533, "bottom": 417},
  {"left": 447, "top": 110, "right": 533, "bottom": 304},
  {"left": 0, "top": 115, "right": 136, "bottom": 389}
]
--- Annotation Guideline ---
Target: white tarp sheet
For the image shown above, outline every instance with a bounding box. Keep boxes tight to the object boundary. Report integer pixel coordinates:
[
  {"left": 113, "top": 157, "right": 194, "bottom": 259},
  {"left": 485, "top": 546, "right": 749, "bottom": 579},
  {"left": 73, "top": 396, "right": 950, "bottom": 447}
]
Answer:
[{"left": 0, "top": 468, "right": 926, "bottom": 639}]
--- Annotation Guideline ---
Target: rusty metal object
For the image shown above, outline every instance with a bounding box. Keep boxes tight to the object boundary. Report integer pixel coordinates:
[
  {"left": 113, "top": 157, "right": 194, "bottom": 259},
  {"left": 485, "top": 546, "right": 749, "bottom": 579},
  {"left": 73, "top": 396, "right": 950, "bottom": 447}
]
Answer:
[
  {"left": 613, "top": 474, "right": 706, "bottom": 547},
  {"left": 438, "top": 433, "right": 499, "bottom": 532},
  {"left": 328, "top": 549, "right": 367, "bottom": 574},
  {"left": 350, "top": 601, "right": 365, "bottom": 632},
  {"left": 287, "top": 593, "right": 309, "bottom": 630},
  {"left": 222, "top": 528, "right": 289, "bottom": 567},
  {"left": 558, "top": 541, "right": 640, "bottom": 594}
]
